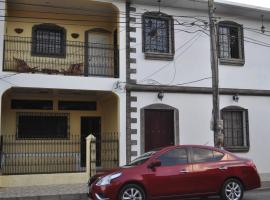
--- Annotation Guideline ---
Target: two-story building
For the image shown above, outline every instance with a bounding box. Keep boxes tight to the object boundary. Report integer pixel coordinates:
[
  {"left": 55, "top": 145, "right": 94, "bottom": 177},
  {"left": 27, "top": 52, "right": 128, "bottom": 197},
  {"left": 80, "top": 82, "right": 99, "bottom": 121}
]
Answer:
[
  {"left": 124, "top": 0, "right": 270, "bottom": 182},
  {"left": 0, "top": 0, "right": 127, "bottom": 187},
  {"left": 1, "top": 0, "right": 270, "bottom": 187}
]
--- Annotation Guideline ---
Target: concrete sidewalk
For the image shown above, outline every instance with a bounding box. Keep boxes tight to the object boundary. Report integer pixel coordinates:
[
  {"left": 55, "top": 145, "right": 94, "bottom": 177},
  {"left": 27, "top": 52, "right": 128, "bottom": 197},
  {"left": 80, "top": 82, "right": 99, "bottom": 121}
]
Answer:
[
  {"left": 0, "top": 183, "right": 88, "bottom": 199},
  {"left": 0, "top": 181, "right": 270, "bottom": 199}
]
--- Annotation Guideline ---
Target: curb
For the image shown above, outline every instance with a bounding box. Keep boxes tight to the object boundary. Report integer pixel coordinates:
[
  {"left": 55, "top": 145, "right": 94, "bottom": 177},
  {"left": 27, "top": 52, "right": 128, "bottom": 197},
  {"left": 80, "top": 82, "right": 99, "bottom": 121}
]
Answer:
[
  {"left": 257, "top": 187, "right": 270, "bottom": 191},
  {"left": 0, "top": 193, "right": 88, "bottom": 200}
]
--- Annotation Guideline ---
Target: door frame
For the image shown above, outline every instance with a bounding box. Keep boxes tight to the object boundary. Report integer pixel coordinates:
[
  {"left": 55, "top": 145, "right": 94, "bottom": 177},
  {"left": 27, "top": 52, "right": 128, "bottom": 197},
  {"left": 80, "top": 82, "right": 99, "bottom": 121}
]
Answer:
[
  {"left": 140, "top": 103, "right": 180, "bottom": 154},
  {"left": 84, "top": 28, "right": 112, "bottom": 76},
  {"left": 80, "top": 116, "right": 101, "bottom": 167}
]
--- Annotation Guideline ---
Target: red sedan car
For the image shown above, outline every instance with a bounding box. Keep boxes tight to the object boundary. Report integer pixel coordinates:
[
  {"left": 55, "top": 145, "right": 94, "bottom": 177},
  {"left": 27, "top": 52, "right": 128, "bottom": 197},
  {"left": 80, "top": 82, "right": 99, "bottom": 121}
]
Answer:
[{"left": 88, "top": 145, "right": 261, "bottom": 200}]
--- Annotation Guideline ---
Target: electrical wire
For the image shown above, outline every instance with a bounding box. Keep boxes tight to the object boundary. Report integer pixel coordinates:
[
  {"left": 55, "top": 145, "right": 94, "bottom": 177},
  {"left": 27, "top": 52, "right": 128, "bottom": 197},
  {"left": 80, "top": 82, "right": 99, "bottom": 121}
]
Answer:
[{"left": 140, "top": 32, "right": 202, "bottom": 83}]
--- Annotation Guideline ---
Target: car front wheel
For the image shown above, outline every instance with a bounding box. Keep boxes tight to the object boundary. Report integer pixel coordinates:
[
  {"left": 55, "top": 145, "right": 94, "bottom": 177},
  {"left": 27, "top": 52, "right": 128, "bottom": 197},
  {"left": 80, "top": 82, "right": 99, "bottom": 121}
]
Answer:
[
  {"left": 119, "top": 184, "right": 146, "bottom": 200},
  {"left": 221, "top": 179, "right": 244, "bottom": 200}
]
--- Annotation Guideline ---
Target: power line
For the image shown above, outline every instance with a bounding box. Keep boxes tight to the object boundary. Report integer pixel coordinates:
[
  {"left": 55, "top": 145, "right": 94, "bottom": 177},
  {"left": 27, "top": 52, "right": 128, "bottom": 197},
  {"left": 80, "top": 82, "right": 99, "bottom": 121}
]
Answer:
[
  {"left": 0, "top": 1, "right": 211, "bottom": 20},
  {"left": 140, "top": 32, "right": 202, "bottom": 83},
  {"left": 174, "top": 76, "right": 212, "bottom": 86}
]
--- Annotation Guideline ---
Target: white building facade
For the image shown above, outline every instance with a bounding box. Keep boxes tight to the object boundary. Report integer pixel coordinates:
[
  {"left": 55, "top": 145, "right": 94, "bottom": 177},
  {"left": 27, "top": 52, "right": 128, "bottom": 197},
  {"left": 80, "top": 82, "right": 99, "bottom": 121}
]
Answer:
[
  {"left": 125, "top": 0, "right": 270, "bottom": 181},
  {"left": 0, "top": 0, "right": 270, "bottom": 186}
]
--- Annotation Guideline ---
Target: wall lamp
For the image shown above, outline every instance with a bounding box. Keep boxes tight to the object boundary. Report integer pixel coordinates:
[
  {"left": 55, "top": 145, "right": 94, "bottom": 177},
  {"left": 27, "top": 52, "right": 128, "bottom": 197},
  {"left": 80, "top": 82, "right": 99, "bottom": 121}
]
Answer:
[
  {"left": 157, "top": 91, "right": 164, "bottom": 101},
  {"left": 232, "top": 94, "right": 239, "bottom": 102}
]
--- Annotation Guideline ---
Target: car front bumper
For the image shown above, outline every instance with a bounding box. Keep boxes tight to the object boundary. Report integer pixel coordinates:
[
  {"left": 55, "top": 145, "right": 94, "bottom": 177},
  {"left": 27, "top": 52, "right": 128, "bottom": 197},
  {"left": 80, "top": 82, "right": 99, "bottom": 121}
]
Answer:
[{"left": 88, "top": 182, "right": 120, "bottom": 200}]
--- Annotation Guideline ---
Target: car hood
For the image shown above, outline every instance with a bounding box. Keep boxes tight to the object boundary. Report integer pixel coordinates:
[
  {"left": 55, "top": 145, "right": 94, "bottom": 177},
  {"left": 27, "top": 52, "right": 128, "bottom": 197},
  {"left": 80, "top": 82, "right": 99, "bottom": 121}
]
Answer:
[{"left": 88, "top": 166, "right": 136, "bottom": 186}]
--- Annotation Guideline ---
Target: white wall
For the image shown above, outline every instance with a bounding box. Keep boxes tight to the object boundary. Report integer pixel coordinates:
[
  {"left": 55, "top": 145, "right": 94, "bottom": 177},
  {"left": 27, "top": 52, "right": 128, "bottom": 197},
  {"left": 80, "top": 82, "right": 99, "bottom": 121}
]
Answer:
[
  {"left": 132, "top": 91, "right": 270, "bottom": 174},
  {"left": 131, "top": 92, "right": 214, "bottom": 160},
  {"left": 131, "top": 4, "right": 270, "bottom": 90}
]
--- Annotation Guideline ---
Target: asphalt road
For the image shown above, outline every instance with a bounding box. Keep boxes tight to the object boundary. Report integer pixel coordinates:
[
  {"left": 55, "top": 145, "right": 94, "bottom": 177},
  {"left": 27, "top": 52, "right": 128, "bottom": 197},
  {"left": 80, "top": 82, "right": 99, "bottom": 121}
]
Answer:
[
  {"left": 181, "top": 189, "right": 270, "bottom": 200},
  {"left": 81, "top": 189, "right": 270, "bottom": 200}
]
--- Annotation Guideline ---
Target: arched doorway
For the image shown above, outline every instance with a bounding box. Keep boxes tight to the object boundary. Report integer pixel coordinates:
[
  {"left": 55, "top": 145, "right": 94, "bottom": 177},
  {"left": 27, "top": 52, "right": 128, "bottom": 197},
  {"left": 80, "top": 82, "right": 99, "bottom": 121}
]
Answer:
[{"left": 140, "top": 104, "right": 179, "bottom": 153}]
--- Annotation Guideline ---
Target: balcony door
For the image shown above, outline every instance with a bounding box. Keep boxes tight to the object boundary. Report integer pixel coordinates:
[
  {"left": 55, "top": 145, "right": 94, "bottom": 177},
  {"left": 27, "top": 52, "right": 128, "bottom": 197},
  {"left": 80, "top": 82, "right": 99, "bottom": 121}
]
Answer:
[{"left": 85, "top": 29, "right": 114, "bottom": 77}]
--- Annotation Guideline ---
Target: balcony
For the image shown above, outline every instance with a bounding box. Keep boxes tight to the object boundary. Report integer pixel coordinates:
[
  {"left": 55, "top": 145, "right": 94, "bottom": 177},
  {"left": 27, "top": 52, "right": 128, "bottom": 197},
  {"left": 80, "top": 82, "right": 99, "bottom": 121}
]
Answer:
[{"left": 3, "top": 36, "right": 119, "bottom": 78}]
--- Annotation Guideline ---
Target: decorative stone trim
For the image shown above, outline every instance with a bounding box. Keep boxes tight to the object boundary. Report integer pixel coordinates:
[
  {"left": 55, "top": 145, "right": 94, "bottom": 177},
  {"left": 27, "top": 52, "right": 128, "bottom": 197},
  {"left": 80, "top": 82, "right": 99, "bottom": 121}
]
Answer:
[
  {"left": 131, "top": 118, "right": 137, "bottom": 123},
  {"left": 130, "top": 107, "right": 137, "bottom": 112},
  {"left": 128, "top": 69, "right": 136, "bottom": 74},
  {"left": 129, "top": 58, "right": 137, "bottom": 63},
  {"left": 129, "top": 27, "right": 136, "bottom": 33},
  {"left": 131, "top": 129, "right": 137, "bottom": 135},
  {"left": 129, "top": 79, "right": 137, "bottom": 84},
  {"left": 129, "top": 69, "right": 137, "bottom": 74},
  {"left": 126, "top": 1, "right": 138, "bottom": 163},
  {"left": 130, "top": 17, "right": 137, "bottom": 22},
  {"left": 129, "top": 48, "right": 137, "bottom": 53},
  {"left": 130, "top": 37, "right": 136, "bottom": 43},
  {"left": 131, "top": 140, "right": 138, "bottom": 145},
  {"left": 131, "top": 151, "right": 138, "bottom": 157},
  {"left": 130, "top": 7, "right": 136, "bottom": 12},
  {"left": 130, "top": 96, "right": 137, "bottom": 102}
]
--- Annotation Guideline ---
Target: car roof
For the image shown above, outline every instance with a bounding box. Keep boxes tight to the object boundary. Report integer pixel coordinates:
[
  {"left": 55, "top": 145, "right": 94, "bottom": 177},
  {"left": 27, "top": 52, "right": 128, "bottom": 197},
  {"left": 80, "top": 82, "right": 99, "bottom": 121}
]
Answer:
[{"left": 156, "top": 144, "right": 228, "bottom": 154}]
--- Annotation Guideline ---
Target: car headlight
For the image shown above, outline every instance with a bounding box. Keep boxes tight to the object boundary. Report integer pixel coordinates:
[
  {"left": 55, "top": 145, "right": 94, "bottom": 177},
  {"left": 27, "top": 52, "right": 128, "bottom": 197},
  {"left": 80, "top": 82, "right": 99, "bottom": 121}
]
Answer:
[{"left": 96, "top": 172, "right": 122, "bottom": 186}]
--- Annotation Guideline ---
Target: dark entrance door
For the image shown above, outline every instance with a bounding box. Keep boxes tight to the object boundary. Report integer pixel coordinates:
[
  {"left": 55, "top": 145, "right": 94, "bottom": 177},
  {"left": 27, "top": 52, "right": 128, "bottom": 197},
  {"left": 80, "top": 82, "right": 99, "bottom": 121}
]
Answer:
[
  {"left": 81, "top": 117, "right": 101, "bottom": 167},
  {"left": 145, "top": 109, "right": 174, "bottom": 152}
]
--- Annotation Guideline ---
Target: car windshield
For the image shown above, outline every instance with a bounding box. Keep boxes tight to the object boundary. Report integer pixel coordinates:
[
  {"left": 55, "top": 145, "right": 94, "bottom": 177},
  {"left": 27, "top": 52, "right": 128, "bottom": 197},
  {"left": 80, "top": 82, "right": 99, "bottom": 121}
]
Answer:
[{"left": 127, "top": 151, "right": 157, "bottom": 166}]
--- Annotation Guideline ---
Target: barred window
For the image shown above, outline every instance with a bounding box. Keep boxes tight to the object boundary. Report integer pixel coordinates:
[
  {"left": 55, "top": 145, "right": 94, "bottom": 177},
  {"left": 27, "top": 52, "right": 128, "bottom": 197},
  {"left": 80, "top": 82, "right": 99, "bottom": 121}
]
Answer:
[
  {"left": 143, "top": 12, "right": 174, "bottom": 60},
  {"left": 32, "top": 24, "right": 66, "bottom": 57},
  {"left": 218, "top": 21, "right": 244, "bottom": 65},
  {"left": 221, "top": 107, "right": 249, "bottom": 152},
  {"left": 17, "top": 112, "right": 69, "bottom": 139}
]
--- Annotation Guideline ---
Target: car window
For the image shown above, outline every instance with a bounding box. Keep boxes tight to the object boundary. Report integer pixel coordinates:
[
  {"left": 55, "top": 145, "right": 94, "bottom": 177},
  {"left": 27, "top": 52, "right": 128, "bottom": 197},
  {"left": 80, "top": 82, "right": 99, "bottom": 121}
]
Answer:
[
  {"left": 127, "top": 151, "right": 157, "bottom": 166},
  {"left": 192, "top": 148, "right": 214, "bottom": 163},
  {"left": 158, "top": 148, "right": 188, "bottom": 166},
  {"left": 213, "top": 150, "right": 224, "bottom": 161}
]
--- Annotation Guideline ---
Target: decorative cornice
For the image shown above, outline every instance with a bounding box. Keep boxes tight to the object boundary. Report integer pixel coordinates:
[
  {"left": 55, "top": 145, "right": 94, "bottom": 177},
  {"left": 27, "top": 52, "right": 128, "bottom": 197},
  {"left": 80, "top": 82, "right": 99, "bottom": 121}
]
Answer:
[{"left": 126, "top": 84, "right": 270, "bottom": 96}]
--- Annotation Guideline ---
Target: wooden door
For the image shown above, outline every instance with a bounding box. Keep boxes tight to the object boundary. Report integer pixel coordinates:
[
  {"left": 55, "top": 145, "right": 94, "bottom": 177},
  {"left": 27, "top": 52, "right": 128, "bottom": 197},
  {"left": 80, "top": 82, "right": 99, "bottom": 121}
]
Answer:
[
  {"left": 81, "top": 117, "right": 101, "bottom": 167},
  {"left": 145, "top": 109, "right": 174, "bottom": 152}
]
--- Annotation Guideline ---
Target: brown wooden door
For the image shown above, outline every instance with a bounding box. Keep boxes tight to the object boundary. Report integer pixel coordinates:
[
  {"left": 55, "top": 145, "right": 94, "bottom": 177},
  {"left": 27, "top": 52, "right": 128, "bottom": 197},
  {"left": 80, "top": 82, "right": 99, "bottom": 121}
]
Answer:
[{"left": 145, "top": 109, "right": 174, "bottom": 152}]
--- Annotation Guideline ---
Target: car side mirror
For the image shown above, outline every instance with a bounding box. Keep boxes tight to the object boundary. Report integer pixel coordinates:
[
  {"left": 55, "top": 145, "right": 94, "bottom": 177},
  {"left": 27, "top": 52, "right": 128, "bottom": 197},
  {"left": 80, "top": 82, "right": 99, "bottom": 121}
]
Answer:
[{"left": 148, "top": 160, "right": 161, "bottom": 170}]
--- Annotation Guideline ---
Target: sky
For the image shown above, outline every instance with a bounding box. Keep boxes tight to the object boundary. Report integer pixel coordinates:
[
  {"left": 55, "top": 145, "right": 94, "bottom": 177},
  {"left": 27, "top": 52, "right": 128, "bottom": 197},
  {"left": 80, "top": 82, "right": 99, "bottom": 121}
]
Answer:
[{"left": 230, "top": 0, "right": 270, "bottom": 8}]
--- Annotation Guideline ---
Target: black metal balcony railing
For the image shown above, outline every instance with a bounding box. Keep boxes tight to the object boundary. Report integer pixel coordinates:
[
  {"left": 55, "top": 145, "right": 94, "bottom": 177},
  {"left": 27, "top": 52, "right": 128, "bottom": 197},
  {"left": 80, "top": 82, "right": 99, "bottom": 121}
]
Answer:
[{"left": 3, "top": 36, "right": 119, "bottom": 78}]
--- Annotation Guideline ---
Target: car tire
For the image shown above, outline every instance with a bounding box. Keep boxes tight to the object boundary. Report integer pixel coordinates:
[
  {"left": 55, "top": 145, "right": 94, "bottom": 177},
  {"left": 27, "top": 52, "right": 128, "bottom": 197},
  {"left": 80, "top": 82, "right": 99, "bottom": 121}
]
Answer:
[
  {"left": 221, "top": 178, "right": 244, "bottom": 200},
  {"left": 119, "top": 184, "right": 146, "bottom": 200}
]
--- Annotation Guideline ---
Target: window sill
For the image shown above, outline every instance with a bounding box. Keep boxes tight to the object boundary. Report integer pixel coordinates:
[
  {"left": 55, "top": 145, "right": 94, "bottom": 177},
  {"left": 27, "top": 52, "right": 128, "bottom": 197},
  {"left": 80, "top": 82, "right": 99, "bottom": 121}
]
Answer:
[
  {"left": 145, "top": 52, "right": 174, "bottom": 61},
  {"left": 219, "top": 58, "right": 245, "bottom": 66},
  {"left": 224, "top": 146, "right": 249, "bottom": 153}
]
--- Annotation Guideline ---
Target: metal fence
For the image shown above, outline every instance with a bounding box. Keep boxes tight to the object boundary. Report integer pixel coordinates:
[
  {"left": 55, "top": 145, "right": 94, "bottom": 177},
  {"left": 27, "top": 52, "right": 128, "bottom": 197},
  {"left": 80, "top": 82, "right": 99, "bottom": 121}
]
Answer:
[
  {"left": 3, "top": 36, "right": 119, "bottom": 77},
  {"left": 0, "top": 135, "right": 83, "bottom": 175},
  {"left": 0, "top": 133, "right": 119, "bottom": 175},
  {"left": 95, "top": 132, "right": 119, "bottom": 169}
]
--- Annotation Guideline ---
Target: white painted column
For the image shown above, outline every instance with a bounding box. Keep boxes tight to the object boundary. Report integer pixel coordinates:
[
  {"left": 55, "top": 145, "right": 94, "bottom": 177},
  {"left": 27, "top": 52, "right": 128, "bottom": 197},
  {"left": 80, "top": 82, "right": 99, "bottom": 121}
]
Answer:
[
  {"left": 116, "top": 92, "right": 126, "bottom": 166},
  {"left": 0, "top": 85, "right": 11, "bottom": 135},
  {"left": 0, "top": 0, "right": 6, "bottom": 71}
]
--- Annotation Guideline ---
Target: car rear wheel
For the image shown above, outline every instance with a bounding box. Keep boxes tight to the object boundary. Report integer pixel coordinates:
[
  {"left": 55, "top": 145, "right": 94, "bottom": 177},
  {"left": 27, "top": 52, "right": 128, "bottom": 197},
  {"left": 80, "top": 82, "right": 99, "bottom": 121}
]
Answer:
[
  {"left": 119, "top": 184, "right": 146, "bottom": 200},
  {"left": 221, "top": 179, "right": 244, "bottom": 200}
]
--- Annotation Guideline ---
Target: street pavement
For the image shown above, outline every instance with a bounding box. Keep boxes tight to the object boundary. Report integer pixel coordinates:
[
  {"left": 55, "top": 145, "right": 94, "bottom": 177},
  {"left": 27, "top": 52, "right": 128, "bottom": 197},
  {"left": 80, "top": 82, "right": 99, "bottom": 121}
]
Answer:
[
  {"left": 1, "top": 185, "right": 269, "bottom": 199},
  {"left": 182, "top": 190, "right": 270, "bottom": 200}
]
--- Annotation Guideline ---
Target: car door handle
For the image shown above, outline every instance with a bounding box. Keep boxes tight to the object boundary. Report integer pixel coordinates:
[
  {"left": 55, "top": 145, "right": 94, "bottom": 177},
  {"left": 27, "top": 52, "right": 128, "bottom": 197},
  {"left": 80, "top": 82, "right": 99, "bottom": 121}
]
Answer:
[
  {"left": 179, "top": 169, "right": 189, "bottom": 174},
  {"left": 219, "top": 166, "right": 228, "bottom": 170}
]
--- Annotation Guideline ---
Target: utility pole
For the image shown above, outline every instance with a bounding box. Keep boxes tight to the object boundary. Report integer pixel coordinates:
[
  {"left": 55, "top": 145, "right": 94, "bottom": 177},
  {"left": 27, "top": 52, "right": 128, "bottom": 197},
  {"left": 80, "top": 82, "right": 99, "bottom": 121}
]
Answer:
[{"left": 208, "top": 0, "right": 223, "bottom": 148}]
